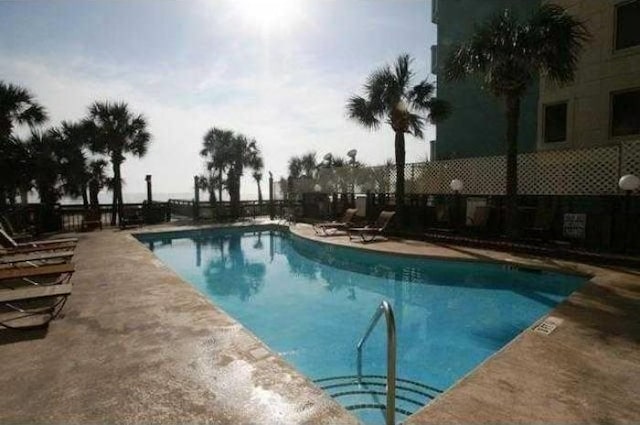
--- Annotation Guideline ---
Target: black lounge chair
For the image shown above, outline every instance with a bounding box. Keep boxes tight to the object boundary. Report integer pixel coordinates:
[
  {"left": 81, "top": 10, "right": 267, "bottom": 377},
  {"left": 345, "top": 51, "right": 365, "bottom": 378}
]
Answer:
[
  {"left": 347, "top": 211, "right": 396, "bottom": 243},
  {"left": 313, "top": 208, "right": 358, "bottom": 236}
]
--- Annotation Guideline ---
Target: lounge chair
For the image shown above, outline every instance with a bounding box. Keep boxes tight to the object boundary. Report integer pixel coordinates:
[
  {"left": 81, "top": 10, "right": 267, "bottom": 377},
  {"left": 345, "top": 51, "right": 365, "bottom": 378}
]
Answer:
[
  {"left": 0, "top": 228, "right": 77, "bottom": 253},
  {"left": 0, "top": 251, "right": 74, "bottom": 267},
  {"left": 313, "top": 208, "right": 358, "bottom": 236},
  {"left": 347, "top": 211, "right": 396, "bottom": 243},
  {"left": 0, "top": 215, "right": 33, "bottom": 242},
  {"left": 120, "top": 207, "right": 144, "bottom": 229},
  {"left": 0, "top": 263, "right": 75, "bottom": 287},
  {"left": 81, "top": 208, "right": 103, "bottom": 232},
  {"left": 0, "top": 283, "right": 72, "bottom": 329}
]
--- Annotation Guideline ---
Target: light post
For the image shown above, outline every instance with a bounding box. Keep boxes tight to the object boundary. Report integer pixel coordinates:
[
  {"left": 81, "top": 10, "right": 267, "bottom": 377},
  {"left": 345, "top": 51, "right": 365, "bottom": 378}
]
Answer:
[
  {"left": 450, "top": 179, "right": 464, "bottom": 231},
  {"left": 619, "top": 174, "right": 639, "bottom": 252}
]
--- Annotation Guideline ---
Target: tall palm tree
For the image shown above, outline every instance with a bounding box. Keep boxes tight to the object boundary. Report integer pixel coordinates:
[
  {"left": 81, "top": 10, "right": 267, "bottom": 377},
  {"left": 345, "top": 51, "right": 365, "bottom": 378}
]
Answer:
[
  {"left": 200, "top": 128, "right": 234, "bottom": 205},
  {"left": 23, "top": 130, "right": 63, "bottom": 207},
  {"left": 88, "top": 159, "right": 109, "bottom": 208},
  {"left": 250, "top": 155, "right": 264, "bottom": 204},
  {"left": 445, "top": 4, "right": 588, "bottom": 237},
  {"left": 347, "top": 54, "right": 449, "bottom": 219},
  {"left": 300, "top": 152, "right": 317, "bottom": 178},
  {"left": 288, "top": 156, "right": 303, "bottom": 179},
  {"left": 225, "top": 134, "right": 260, "bottom": 218},
  {"left": 52, "top": 121, "right": 91, "bottom": 208},
  {"left": 84, "top": 101, "right": 151, "bottom": 225},
  {"left": 0, "top": 81, "right": 48, "bottom": 207}
]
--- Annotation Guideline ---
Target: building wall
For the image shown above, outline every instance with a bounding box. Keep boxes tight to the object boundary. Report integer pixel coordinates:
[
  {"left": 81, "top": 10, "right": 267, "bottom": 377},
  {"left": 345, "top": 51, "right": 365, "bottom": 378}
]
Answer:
[
  {"left": 538, "top": 0, "right": 640, "bottom": 150},
  {"left": 433, "top": 0, "right": 541, "bottom": 160}
]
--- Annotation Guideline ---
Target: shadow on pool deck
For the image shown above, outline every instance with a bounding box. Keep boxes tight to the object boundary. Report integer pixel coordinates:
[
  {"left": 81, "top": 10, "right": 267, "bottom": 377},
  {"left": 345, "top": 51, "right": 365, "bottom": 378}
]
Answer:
[{"left": 1, "top": 221, "right": 639, "bottom": 424}]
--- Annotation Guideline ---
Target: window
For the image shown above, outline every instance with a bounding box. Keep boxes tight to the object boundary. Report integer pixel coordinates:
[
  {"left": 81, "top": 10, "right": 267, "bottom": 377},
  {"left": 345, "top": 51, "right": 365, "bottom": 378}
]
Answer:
[
  {"left": 615, "top": 0, "right": 640, "bottom": 50},
  {"left": 544, "top": 103, "right": 568, "bottom": 143},
  {"left": 611, "top": 89, "right": 640, "bottom": 137}
]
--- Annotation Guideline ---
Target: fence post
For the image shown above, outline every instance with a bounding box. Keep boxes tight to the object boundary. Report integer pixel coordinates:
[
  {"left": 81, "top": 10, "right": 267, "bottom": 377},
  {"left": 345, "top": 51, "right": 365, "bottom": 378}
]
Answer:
[
  {"left": 269, "top": 172, "right": 274, "bottom": 220},
  {"left": 145, "top": 175, "right": 153, "bottom": 203},
  {"left": 193, "top": 176, "right": 200, "bottom": 220}
]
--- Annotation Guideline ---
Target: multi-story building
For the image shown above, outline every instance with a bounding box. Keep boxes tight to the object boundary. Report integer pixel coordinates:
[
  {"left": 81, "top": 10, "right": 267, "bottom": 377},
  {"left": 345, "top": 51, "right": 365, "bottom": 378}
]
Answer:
[
  {"left": 431, "top": 0, "right": 640, "bottom": 159},
  {"left": 430, "top": 0, "right": 540, "bottom": 160},
  {"left": 538, "top": 0, "right": 640, "bottom": 150}
]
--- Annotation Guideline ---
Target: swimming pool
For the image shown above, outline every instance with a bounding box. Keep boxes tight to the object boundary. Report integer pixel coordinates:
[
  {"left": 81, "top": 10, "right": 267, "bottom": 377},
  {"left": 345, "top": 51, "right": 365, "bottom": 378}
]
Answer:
[{"left": 136, "top": 226, "right": 586, "bottom": 424}]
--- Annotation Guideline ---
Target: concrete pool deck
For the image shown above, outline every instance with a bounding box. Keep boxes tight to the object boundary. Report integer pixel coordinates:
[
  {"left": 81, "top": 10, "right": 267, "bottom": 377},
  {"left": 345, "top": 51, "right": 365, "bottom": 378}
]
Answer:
[{"left": 0, "top": 220, "right": 639, "bottom": 424}]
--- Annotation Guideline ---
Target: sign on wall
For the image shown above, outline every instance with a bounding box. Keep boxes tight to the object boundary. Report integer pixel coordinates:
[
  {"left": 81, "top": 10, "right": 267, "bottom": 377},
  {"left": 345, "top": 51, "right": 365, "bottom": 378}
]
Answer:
[{"left": 563, "top": 213, "right": 587, "bottom": 239}]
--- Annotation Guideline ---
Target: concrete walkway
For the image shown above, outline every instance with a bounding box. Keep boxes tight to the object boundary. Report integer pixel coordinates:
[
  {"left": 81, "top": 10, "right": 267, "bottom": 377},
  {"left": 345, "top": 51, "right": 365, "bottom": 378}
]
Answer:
[{"left": 1, "top": 222, "right": 639, "bottom": 424}]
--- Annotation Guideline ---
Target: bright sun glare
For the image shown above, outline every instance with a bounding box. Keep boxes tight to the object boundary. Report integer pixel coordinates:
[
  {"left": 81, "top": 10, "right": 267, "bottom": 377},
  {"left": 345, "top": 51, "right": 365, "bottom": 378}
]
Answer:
[{"left": 231, "top": 0, "right": 306, "bottom": 33}]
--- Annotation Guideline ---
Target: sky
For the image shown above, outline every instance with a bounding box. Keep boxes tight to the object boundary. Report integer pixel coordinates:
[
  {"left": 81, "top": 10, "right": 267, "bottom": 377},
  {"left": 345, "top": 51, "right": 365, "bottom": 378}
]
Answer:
[{"left": 0, "top": 0, "right": 437, "bottom": 201}]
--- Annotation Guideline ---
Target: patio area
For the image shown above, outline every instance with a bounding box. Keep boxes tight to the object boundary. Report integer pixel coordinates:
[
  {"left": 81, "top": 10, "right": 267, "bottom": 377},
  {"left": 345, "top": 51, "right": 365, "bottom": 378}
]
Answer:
[{"left": 0, "top": 221, "right": 639, "bottom": 424}]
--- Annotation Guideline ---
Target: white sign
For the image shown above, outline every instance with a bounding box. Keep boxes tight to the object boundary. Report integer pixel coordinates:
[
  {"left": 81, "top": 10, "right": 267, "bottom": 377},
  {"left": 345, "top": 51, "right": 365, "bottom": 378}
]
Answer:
[{"left": 563, "top": 213, "right": 586, "bottom": 239}]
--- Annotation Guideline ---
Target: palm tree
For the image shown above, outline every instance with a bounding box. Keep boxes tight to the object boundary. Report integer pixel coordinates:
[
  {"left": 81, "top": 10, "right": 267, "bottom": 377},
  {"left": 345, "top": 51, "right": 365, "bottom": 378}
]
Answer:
[
  {"left": 347, "top": 54, "right": 449, "bottom": 219},
  {"left": 84, "top": 101, "right": 151, "bottom": 225},
  {"left": 444, "top": 5, "right": 588, "bottom": 236},
  {"left": 288, "top": 156, "right": 303, "bottom": 179},
  {"left": 0, "top": 81, "right": 48, "bottom": 206},
  {"left": 200, "top": 128, "right": 234, "bottom": 205},
  {"left": 52, "top": 121, "right": 91, "bottom": 208},
  {"left": 250, "top": 155, "right": 265, "bottom": 204},
  {"left": 23, "top": 130, "right": 63, "bottom": 207},
  {"left": 225, "top": 134, "right": 260, "bottom": 218},
  {"left": 88, "top": 159, "right": 109, "bottom": 208},
  {"left": 300, "top": 152, "right": 317, "bottom": 178}
]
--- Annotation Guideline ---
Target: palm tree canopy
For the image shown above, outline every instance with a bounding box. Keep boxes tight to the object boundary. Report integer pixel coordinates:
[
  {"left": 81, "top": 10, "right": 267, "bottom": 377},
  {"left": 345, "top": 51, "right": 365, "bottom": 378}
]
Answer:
[
  {"left": 50, "top": 121, "right": 90, "bottom": 198},
  {"left": 84, "top": 101, "right": 151, "bottom": 162},
  {"left": 0, "top": 81, "right": 48, "bottom": 138},
  {"left": 346, "top": 54, "right": 450, "bottom": 138},
  {"left": 288, "top": 156, "right": 303, "bottom": 179},
  {"left": 201, "top": 127, "right": 235, "bottom": 172},
  {"left": 445, "top": 4, "right": 589, "bottom": 97},
  {"left": 300, "top": 152, "right": 317, "bottom": 177}
]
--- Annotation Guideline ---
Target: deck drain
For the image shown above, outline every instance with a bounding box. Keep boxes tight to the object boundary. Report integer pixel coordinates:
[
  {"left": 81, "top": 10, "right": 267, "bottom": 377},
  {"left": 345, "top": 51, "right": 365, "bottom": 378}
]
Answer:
[{"left": 533, "top": 316, "right": 563, "bottom": 335}]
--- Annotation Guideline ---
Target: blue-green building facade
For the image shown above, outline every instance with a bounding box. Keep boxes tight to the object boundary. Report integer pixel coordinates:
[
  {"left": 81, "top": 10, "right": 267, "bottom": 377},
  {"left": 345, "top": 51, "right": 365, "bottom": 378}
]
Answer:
[{"left": 432, "top": 0, "right": 540, "bottom": 160}]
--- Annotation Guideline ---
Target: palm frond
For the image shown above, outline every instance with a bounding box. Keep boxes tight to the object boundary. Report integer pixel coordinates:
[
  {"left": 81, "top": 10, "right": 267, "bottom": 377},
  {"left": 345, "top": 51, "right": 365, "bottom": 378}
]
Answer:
[
  {"left": 406, "top": 113, "right": 425, "bottom": 139},
  {"left": 346, "top": 95, "right": 380, "bottom": 129}
]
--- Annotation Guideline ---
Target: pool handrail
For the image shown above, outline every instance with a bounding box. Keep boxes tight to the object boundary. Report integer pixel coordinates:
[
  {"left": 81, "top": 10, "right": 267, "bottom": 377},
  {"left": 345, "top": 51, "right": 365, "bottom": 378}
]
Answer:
[{"left": 356, "top": 300, "right": 396, "bottom": 425}]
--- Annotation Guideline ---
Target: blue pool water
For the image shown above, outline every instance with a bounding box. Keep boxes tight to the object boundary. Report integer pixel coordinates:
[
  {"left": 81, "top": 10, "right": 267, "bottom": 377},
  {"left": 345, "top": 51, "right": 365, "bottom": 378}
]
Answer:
[{"left": 136, "top": 227, "right": 586, "bottom": 424}]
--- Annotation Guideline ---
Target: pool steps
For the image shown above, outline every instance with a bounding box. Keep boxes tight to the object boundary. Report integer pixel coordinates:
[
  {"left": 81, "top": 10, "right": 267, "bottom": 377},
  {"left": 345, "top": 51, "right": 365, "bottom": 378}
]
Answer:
[{"left": 314, "top": 375, "right": 442, "bottom": 421}]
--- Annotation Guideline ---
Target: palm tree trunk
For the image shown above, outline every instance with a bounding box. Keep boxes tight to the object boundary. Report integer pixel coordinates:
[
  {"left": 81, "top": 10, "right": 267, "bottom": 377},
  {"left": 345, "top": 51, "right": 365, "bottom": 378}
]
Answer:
[
  {"left": 81, "top": 183, "right": 89, "bottom": 210},
  {"left": 116, "top": 165, "right": 125, "bottom": 226},
  {"left": 209, "top": 186, "right": 216, "bottom": 206},
  {"left": 505, "top": 94, "right": 520, "bottom": 238},
  {"left": 110, "top": 161, "right": 120, "bottom": 226},
  {"left": 394, "top": 131, "right": 406, "bottom": 222},
  {"left": 218, "top": 168, "right": 223, "bottom": 206},
  {"left": 257, "top": 180, "right": 262, "bottom": 205},
  {"left": 89, "top": 181, "right": 100, "bottom": 209}
]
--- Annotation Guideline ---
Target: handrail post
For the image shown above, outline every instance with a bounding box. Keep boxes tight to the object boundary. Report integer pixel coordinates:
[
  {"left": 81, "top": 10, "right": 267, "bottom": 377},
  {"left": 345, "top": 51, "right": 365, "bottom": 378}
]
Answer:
[{"left": 356, "top": 300, "right": 396, "bottom": 425}]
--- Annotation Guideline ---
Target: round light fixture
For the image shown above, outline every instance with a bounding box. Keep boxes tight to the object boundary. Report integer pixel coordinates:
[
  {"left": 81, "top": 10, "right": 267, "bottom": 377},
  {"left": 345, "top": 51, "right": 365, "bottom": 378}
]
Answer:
[
  {"left": 450, "top": 179, "right": 464, "bottom": 192},
  {"left": 619, "top": 174, "right": 640, "bottom": 192}
]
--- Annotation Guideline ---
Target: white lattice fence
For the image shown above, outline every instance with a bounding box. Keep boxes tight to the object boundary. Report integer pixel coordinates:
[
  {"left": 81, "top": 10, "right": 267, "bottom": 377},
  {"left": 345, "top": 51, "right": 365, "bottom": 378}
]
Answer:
[
  {"left": 622, "top": 140, "right": 640, "bottom": 177},
  {"left": 289, "top": 141, "right": 640, "bottom": 196},
  {"left": 518, "top": 146, "right": 620, "bottom": 195}
]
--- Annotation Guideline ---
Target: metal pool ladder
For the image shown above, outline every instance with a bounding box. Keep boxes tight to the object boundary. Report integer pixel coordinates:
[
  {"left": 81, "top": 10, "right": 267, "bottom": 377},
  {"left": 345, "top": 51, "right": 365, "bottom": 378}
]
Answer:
[{"left": 356, "top": 300, "right": 396, "bottom": 425}]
